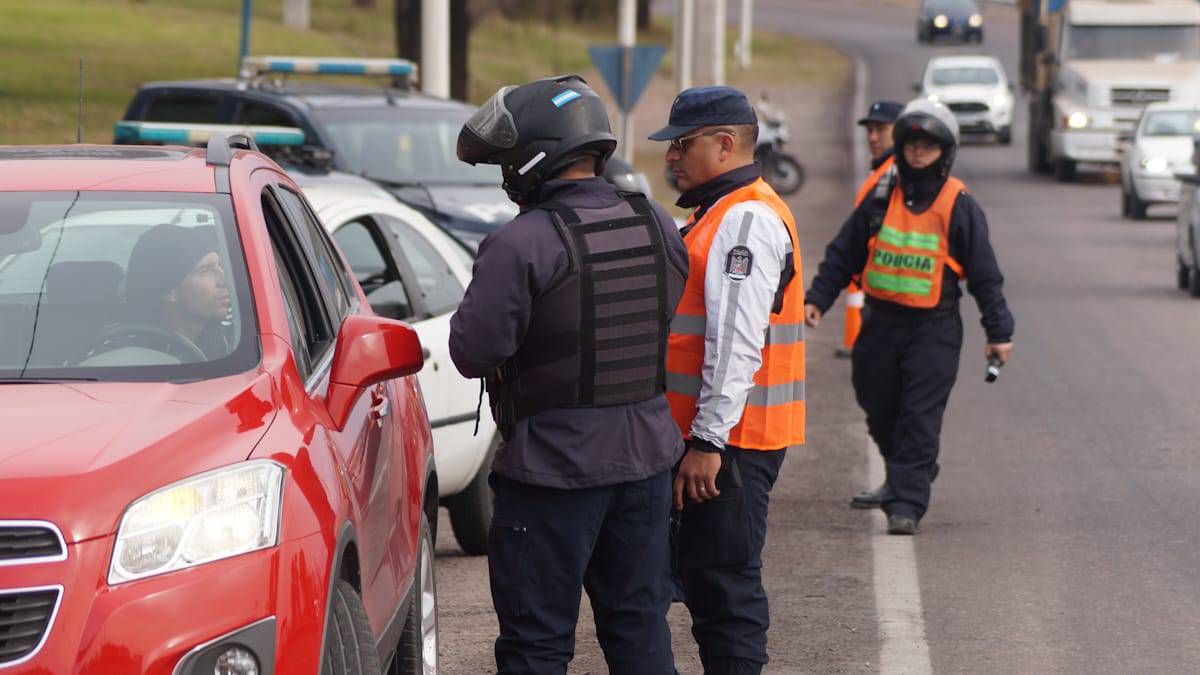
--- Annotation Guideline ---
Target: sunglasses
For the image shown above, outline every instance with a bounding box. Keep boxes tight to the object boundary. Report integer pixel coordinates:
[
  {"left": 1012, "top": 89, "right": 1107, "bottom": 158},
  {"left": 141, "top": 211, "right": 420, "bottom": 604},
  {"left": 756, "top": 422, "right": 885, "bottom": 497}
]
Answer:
[{"left": 669, "top": 128, "right": 736, "bottom": 153}]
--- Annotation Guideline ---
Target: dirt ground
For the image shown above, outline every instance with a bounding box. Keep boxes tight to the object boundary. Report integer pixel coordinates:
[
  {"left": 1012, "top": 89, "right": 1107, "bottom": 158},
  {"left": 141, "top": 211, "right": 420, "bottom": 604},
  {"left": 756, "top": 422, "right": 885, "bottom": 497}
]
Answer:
[{"left": 433, "top": 33, "right": 882, "bottom": 675}]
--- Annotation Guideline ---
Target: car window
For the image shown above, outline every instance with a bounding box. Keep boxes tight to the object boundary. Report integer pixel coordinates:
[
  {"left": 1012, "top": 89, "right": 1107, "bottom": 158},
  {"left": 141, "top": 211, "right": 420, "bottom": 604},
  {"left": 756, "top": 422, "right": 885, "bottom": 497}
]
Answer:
[
  {"left": 0, "top": 192, "right": 257, "bottom": 381},
  {"left": 1141, "top": 111, "right": 1200, "bottom": 137},
  {"left": 235, "top": 101, "right": 298, "bottom": 127},
  {"left": 276, "top": 188, "right": 354, "bottom": 322},
  {"left": 380, "top": 214, "right": 464, "bottom": 316},
  {"left": 143, "top": 95, "right": 221, "bottom": 123},
  {"left": 271, "top": 244, "right": 311, "bottom": 378},
  {"left": 333, "top": 218, "right": 415, "bottom": 321},
  {"left": 930, "top": 67, "right": 1000, "bottom": 86},
  {"left": 262, "top": 189, "right": 335, "bottom": 379}
]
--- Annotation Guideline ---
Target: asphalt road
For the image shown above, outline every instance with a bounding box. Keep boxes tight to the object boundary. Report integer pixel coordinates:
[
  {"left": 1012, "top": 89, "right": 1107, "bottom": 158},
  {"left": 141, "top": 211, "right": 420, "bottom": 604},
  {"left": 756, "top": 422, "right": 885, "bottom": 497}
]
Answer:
[{"left": 436, "top": 2, "right": 1200, "bottom": 672}]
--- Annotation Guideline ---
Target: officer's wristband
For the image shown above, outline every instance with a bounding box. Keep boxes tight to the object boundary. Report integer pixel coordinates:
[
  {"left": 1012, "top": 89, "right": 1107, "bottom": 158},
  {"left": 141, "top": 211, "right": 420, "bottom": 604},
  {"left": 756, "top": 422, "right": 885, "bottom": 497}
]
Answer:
[{"left": 688, "top": 438, "right": 722, "bottom": 454}]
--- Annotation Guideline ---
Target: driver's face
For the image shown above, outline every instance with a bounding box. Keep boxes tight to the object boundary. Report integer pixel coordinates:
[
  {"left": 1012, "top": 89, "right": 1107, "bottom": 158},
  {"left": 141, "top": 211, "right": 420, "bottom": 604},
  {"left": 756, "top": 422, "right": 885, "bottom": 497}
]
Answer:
[{"left": 173, "top": 252, "right": 230, "bottom": 322}]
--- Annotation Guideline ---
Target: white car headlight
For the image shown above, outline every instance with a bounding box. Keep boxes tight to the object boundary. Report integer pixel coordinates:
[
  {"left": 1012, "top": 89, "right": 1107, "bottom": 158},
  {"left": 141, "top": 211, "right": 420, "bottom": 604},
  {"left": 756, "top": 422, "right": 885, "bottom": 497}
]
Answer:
[
  {"left": 991, "top": 92, "right": 1008, "bottom": 109},
  {"left": 1066, "top": 112, "right": 1090, "bottom": 129},
  {"left": 933, "top": 14, "right": 949, "bottom": 28},
  {"left": 1140, "top": 156, "right": 1170, "bottom": 173},
  {"left": 109, "top": 461, "right": 284, "bottom": 584},
  {"left": 969, "top": 14, "right": 983, "bottom": 28}
]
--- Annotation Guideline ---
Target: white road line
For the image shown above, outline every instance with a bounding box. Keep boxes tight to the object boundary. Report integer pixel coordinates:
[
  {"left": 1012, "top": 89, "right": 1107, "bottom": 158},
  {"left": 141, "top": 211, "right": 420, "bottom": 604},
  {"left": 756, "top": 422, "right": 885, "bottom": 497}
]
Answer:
[{"left": 848, "top": 51, "right": 933, "bottom": 674}]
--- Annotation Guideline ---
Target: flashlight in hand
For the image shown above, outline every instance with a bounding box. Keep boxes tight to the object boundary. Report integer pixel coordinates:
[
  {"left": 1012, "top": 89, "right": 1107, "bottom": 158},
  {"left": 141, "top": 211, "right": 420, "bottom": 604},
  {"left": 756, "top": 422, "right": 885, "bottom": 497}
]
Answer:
[{"left": 985, "top": 355, "right": 1003, "bottom": 383}]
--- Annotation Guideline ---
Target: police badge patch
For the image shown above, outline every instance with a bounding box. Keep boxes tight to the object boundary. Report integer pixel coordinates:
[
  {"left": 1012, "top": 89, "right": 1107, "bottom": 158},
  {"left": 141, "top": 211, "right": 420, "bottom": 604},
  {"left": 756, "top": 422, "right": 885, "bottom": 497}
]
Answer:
[{"left": 725, "top": 246, "right": 753, "bottom": 281}]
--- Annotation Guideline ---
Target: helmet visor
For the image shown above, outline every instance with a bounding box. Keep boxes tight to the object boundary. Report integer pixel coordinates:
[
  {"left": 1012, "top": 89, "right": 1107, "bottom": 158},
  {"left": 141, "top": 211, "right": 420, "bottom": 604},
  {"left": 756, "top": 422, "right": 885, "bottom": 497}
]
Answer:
[{"left": 457, "top": 85, "right": 518, "bottom": 164}]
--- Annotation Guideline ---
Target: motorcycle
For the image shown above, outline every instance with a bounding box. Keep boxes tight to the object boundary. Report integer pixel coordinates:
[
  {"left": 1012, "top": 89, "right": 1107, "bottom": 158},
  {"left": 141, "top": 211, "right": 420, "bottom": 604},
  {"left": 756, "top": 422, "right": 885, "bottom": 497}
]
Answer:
[{"left": 663, "top": 93, "right": 806, "bottom": 196}]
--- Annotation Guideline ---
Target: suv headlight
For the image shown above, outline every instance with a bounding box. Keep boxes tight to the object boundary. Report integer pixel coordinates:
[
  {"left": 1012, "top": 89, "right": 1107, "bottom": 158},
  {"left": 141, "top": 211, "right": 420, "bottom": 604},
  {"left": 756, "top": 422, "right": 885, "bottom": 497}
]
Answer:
[
  {"left": 1140, "top": 156, "right": 1169, "bottom": 173},
  {"left": 933, "top": 14, "right": 949, "bottom": 28},
  {"left": 109, "top": 461, "right": 284, "bottom": 584},
  {"left": 969, "top": 14, "right": 983, "bottom": 28}
]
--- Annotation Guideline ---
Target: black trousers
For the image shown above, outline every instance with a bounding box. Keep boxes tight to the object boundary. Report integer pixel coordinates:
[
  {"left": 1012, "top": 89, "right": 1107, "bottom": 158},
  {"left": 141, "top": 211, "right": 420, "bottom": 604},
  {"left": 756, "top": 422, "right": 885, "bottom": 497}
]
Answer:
[
  {"left": 851, "top": 311, "right": 962, "bottom": 520},
  {"left": 674, "top": 447, "right": 786, "bottom": 675},
  {"left": 488, "top": 469, "right": 676, "bottom": 675}
]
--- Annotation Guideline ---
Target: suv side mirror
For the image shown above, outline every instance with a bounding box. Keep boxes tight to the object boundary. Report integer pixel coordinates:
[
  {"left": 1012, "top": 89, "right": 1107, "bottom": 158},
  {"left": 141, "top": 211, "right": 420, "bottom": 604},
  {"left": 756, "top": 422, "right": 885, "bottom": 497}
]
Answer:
[{"left": 325, "top": 314, "right": 425, "bottom": 430}]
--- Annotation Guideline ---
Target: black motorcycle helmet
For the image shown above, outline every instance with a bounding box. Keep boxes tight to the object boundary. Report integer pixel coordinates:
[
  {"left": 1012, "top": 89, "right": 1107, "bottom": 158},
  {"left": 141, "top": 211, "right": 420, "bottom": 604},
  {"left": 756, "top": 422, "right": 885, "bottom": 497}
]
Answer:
[
  {"left": 892, "top": 98, "right": 960, "bottom": 180},
  {"left": 457, "top": 74, "right": 617, "bottom": 204}
]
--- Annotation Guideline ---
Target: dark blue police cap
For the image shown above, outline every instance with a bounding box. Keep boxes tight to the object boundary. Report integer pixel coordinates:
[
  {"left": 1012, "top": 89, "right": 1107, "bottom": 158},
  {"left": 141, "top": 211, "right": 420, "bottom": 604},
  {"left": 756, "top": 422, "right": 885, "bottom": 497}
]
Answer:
[
  {"left": 648, "top": 86, "right": 758, "bottom": 141},
  {"left": 858, "top": 100, "right": 904, "bottom": 126}
]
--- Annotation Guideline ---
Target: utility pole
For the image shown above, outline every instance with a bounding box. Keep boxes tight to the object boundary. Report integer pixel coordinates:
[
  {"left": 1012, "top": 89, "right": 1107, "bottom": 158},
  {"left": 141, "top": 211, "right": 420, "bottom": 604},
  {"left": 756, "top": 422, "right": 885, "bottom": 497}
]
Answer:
[
  {"left": 736, "top": 0, "right": 753, "bottom": 70},
  {"left": 674, "top": 0, "right": 695, "bottom": 92},
  {"left": 713, "top": 0, "right": 726, "bottom": 85},
  {"left": 238, "top": 0, "right": 253, "bottom": 75},
  {"left": 421, "top": 0, "right": 450, "bottom": 98},
  {"left": 618, "top": 0, "right": 636, "bottom": 163},
  {"left": 283, "top": 0, "right": 309, "bottom": 30}
]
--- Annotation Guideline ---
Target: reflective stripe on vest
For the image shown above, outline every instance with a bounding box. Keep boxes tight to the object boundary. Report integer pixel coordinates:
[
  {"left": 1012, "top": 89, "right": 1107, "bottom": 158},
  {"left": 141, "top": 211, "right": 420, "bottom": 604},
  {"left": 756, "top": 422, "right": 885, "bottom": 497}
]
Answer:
[
  {"left": 862, "top": 176, "right": 966, "bottom": 309},
  {"left": 854, "top": 155, "right": 896, "bottom": 208},
  {"left": 665, "top": 178, "right": 806, "bottom": 451}
]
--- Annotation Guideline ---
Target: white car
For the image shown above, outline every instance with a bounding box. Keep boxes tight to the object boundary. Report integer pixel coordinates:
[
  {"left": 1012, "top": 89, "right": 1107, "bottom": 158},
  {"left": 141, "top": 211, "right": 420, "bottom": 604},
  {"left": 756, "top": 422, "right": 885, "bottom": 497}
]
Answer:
[
  {"left": 1118, "top": 102, "right": 1200, "bottom": 219},
  {"left": 295, "top": 171, "right": 498, "bottom": 555},
  {"left": 916, "top": 55, "right": 1015, "bottom": 144}
]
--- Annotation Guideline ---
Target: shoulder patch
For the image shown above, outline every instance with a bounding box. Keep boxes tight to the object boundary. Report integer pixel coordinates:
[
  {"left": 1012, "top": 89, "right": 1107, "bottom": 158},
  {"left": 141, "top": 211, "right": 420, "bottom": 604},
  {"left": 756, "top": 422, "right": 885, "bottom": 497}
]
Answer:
[{"left": 725, "top": 245, "right": 754, "bottom": 281}]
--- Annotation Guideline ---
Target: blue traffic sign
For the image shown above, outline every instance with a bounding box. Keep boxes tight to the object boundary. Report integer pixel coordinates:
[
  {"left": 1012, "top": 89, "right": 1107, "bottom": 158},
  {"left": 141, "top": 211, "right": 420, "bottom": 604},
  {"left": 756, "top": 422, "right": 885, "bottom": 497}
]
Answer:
[{"left": 588, "top": 44, "right": 667, "bottom": 113}]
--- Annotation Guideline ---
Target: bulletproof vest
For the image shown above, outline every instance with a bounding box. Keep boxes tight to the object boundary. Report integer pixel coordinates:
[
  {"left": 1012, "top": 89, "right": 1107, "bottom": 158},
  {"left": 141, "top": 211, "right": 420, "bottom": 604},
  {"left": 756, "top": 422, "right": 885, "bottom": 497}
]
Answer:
[{"left": 487, "top": 193, "right": 674, "bottom": 428}]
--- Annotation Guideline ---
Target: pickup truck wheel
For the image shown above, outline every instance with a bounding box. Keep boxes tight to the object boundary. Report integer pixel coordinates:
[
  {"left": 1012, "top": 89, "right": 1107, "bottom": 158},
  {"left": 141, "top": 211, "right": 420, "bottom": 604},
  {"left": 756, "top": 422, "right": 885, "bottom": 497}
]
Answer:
[
  {"left": 323, "top": 580, "right": 383, "bottom": 675},
  {"left": 1177, "top": 256, "right": 1190, "bottom": 291},
  {"left": 393, "top": 515, "right": 438, "bottom": 675},
  {"left": 1054, "top": 158, "right": 1077, "bottom": 182},
  {"left": 447, "top": 439, "right": 496, "bottom": 556}
]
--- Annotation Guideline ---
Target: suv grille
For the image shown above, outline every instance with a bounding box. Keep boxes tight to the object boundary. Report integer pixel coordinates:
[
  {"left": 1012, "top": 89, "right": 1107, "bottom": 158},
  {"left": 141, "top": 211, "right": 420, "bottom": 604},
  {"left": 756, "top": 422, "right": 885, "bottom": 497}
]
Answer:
[
  {"left": 1110, "top": 88, "right": 1170, "bottom": 107},
  {"left": 0, "top": 525, "right": 63, "bottom": 563},
  {"left": 0, "top": 587, "right": 60, "bottom": 666},
  {"left": 948, "top": 102, "right": 989, "bottom": 113}
]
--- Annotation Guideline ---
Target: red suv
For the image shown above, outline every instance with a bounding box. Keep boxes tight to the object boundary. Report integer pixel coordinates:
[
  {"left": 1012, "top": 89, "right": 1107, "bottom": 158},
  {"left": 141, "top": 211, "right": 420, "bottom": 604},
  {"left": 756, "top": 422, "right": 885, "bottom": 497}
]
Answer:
[{"left": 0, "top": 136, "right": 439, "bottom": 673}]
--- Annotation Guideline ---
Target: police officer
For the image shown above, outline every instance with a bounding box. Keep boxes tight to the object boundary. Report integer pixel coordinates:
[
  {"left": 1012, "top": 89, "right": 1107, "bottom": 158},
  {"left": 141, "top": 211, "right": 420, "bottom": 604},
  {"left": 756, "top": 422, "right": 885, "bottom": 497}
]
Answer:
[
  {"left": 450, "top": 74, "right": 688, "bottom": 674},
  {"left": 836, "top": 100, "right": 904, "bottom": 361},
  {"left": 652, "top": 86, "right": 806, "bottom": 674},
  {"left": 804, "top": 99, "right": 1015, "bottom": 535}
]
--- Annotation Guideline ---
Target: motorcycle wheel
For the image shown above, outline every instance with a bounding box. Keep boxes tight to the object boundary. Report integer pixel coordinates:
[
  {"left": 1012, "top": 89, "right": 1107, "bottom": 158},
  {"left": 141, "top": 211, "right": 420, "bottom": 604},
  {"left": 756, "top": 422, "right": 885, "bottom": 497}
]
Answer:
[{"left": 765, "top": 154, "right": 805, "bottom": 195}]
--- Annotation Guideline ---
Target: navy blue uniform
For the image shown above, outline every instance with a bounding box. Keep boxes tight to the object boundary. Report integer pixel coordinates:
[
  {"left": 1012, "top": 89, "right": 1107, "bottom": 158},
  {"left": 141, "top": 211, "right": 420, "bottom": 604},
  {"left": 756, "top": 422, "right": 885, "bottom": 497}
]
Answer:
[
  {"left": 806, "top": 178, "right": 1013, "bottom": 521},
  {"left": 450, "top": 178, "right": 688, "bottom": 674}
]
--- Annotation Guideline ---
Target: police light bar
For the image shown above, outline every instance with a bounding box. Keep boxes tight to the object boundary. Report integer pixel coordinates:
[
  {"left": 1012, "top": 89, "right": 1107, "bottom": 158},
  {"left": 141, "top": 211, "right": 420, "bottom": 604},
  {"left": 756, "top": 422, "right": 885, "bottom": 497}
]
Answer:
[
  {"left": 114, "top": 121, "right": 306, "bottom": 147},
  {"left": 240, "top": 56, "right": 418, "bottom": 80}
]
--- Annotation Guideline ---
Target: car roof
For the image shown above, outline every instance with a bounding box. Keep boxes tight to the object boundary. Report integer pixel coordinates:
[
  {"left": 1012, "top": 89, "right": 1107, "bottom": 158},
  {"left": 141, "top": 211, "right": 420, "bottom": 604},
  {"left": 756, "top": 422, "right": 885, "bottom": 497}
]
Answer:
[
  {"left": 138, "top": 79, "right": 476, "bottom": 114},
  {"left": 927, "top": 55, "right": 1003, "bottom": 69},
  {"left": 0, "top": 145, "right": 221, "bottom": 192}
]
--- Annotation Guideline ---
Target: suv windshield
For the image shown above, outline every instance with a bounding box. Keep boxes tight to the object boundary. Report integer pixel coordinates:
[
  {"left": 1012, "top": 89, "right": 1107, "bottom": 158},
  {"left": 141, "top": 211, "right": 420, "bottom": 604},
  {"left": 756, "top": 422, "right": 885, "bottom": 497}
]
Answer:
[
  {"left": 1067, "top": 25, "right": 1200, "bottom": 61},
  {"left": 931, "top": 66, "right": 1001, "bottom": 86},
  {"left": 925, "top": 0, "right": 978, "bottom": 13},
  {"left": 313, "top": 107, "right": 503, "bottom": 187},
  {"left": 0, "top": 192, "right": 258, "bottom": 382},
  {"left": 1141, "top": 110, "right": 1200, "bottom": 136}
]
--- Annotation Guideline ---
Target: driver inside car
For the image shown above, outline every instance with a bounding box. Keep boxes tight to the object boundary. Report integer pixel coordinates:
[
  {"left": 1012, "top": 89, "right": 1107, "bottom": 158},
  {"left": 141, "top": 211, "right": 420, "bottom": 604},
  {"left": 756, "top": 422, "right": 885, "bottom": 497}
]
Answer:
[{"left": 119, "top": 223, "right": 232, "bottom": 362}]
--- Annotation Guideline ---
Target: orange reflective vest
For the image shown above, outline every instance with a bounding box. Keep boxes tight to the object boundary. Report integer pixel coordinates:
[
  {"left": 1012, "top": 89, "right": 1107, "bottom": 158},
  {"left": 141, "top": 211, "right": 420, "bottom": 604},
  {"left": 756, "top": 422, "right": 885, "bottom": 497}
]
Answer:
[
  {"left": 862, "top": 176, "right": 966, "bottom": 309},
  {"left": 665, "top": 178, "right": 806, "bottom": 450},
  {"left": 854, "top": 154, "right": 895, "bottom": 208}
]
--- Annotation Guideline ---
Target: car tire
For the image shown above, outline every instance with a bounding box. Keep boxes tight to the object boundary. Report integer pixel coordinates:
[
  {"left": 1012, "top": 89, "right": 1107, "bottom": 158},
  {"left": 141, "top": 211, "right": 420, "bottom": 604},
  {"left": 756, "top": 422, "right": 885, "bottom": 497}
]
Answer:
[
  {"left": 1121, "top": 187, "right": 1131, "bottom": 218},
  {"left": 393, "top": 515, "right": 438, "bottom": 675},
  {"left": 1188, "top": 260, "right": 1200, "bottom": 298},
  {"left": 1177, "top": 256, "right": 1190, "bottom": 291},
  {"left": 1054, "top": 158, "right": 1077, "bottom": 182},
  {"left": 1128, "top": 186, "right": 1148, "bottom": 220},
  {"left": 764, "top": 154, "right": 806, "bottom": 195},
  {"left": 323, "top": 580, "right": 383, "bottom": 675},
  {"left": 446, "top": 438, "right": 496, "bottom": 556},
  {"left": 997, "top": 126, "right": 1012, "bottom": 145}
]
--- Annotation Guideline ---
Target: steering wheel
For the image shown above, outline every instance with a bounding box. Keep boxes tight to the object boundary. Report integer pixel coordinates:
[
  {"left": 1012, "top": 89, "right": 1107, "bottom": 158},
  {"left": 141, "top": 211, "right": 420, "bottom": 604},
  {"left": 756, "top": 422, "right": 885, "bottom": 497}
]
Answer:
[{"left": 73, "top": 323, "right": 208, "bottom": 365}]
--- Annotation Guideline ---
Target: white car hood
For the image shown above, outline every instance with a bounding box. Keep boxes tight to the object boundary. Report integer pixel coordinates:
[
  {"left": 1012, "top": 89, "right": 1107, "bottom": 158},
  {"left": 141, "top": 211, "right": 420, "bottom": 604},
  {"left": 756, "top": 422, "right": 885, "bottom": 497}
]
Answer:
[
  {"left": 926, "top": 84, "right": 1005, "bottom": 105},
  {"left": 1136, "top": 136, "right": 1195, "bottom": 164}
]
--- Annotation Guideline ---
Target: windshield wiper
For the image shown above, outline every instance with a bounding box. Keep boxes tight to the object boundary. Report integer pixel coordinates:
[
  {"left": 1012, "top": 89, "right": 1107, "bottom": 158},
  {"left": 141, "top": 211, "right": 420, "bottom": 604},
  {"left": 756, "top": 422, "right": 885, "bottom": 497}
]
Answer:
[{"left": 0, "top": 377, "right": 101, "bottom": 384}]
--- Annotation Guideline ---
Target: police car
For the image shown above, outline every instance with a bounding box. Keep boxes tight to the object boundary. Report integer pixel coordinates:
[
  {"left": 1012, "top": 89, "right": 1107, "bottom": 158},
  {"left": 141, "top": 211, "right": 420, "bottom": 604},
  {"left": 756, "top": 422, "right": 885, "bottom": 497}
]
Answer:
[{"left": 118, "top": 56, "right": 517, "bottom": 248}]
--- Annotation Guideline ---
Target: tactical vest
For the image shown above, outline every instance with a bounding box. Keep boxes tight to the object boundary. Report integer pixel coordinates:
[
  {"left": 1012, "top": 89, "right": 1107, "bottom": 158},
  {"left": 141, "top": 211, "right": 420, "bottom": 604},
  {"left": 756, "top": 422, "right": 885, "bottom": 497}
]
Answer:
[
  {"left": 862, "top": 176, "right": 966, "bottom": 309},
  {"left": 855, "top": 155, "right": 896, "bottom": 208},
  {"left": 487, "top": 193, "right": 676, "bottom": 428},
  {"left": 665, "top": 178, "right": 806, "bottom": 451}
]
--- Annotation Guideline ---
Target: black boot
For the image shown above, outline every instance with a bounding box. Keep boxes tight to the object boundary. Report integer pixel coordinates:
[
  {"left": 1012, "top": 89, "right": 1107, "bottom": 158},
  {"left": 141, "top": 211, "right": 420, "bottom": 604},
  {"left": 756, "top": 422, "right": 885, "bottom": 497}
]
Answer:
[{"left": 850, "top": 482, "right": 892, "bottom": 509}]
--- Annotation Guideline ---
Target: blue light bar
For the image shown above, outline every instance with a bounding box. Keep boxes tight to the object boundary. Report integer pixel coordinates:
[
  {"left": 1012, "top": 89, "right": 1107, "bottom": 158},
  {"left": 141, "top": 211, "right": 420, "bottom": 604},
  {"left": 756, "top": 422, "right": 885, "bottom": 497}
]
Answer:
[
  {"left": 240, "top": 56, "right": 418, "bottom": 80},
  {"left": 114, "top": 121, "right": 306, "bottom": 147}
]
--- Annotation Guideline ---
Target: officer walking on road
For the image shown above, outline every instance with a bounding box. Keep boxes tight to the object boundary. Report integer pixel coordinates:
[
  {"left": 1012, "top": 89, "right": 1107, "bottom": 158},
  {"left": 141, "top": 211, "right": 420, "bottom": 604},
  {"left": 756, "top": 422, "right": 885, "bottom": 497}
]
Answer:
[
  {"left": 804, "top": 99, "right": 1015, "bottom": 535},
  {"left": 450, "top": 74, "right": 688, "bottom": 675},
  {"left": 652, "top": 86, "right": 806, "bottom": 674},
  {"left": 836, "top": 100, "right": 904, "bottom": 360}
]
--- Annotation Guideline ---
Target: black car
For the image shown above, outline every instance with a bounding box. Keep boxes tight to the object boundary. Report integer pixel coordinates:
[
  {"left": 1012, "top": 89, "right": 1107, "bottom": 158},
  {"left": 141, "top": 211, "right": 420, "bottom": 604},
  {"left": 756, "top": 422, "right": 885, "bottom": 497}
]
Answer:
[
  {"left": 917, "top": 0, "right": 984, "bottom": 44},
  {"left": 118, "top": 58, "right": 515, "bottom": 248}
]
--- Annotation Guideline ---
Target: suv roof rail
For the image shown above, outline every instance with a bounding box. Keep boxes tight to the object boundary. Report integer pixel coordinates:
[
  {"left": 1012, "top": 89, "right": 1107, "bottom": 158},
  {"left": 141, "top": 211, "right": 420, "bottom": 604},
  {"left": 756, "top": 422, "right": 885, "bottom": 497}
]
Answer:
[{"left": 239, "top": 56, "right": 418, "bottom": 85}]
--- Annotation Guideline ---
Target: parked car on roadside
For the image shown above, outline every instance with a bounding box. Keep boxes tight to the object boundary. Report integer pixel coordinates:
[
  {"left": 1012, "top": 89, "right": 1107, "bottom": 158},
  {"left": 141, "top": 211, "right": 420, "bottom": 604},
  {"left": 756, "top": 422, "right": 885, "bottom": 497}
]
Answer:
[
  {"left": 916, "top": 54, "right": 1014, "bottom": 144},
  {"left": 116, "top": 56, "right": 517, "bottom": 249},
  {"left": 0, "top": 131, "right": 439, "bottom": 674},
  {"left": 1174, "top": 137, "right": 1200, "bottom": 294},
  {"left": 917, "top": 0, "right": 984, "bottom": 44},
  {"left": 292, "top": 169, "right": 499, "bottom": 556},
  {"left": 1119, "top": 102, "right": 1200, "bottom": 219}
]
